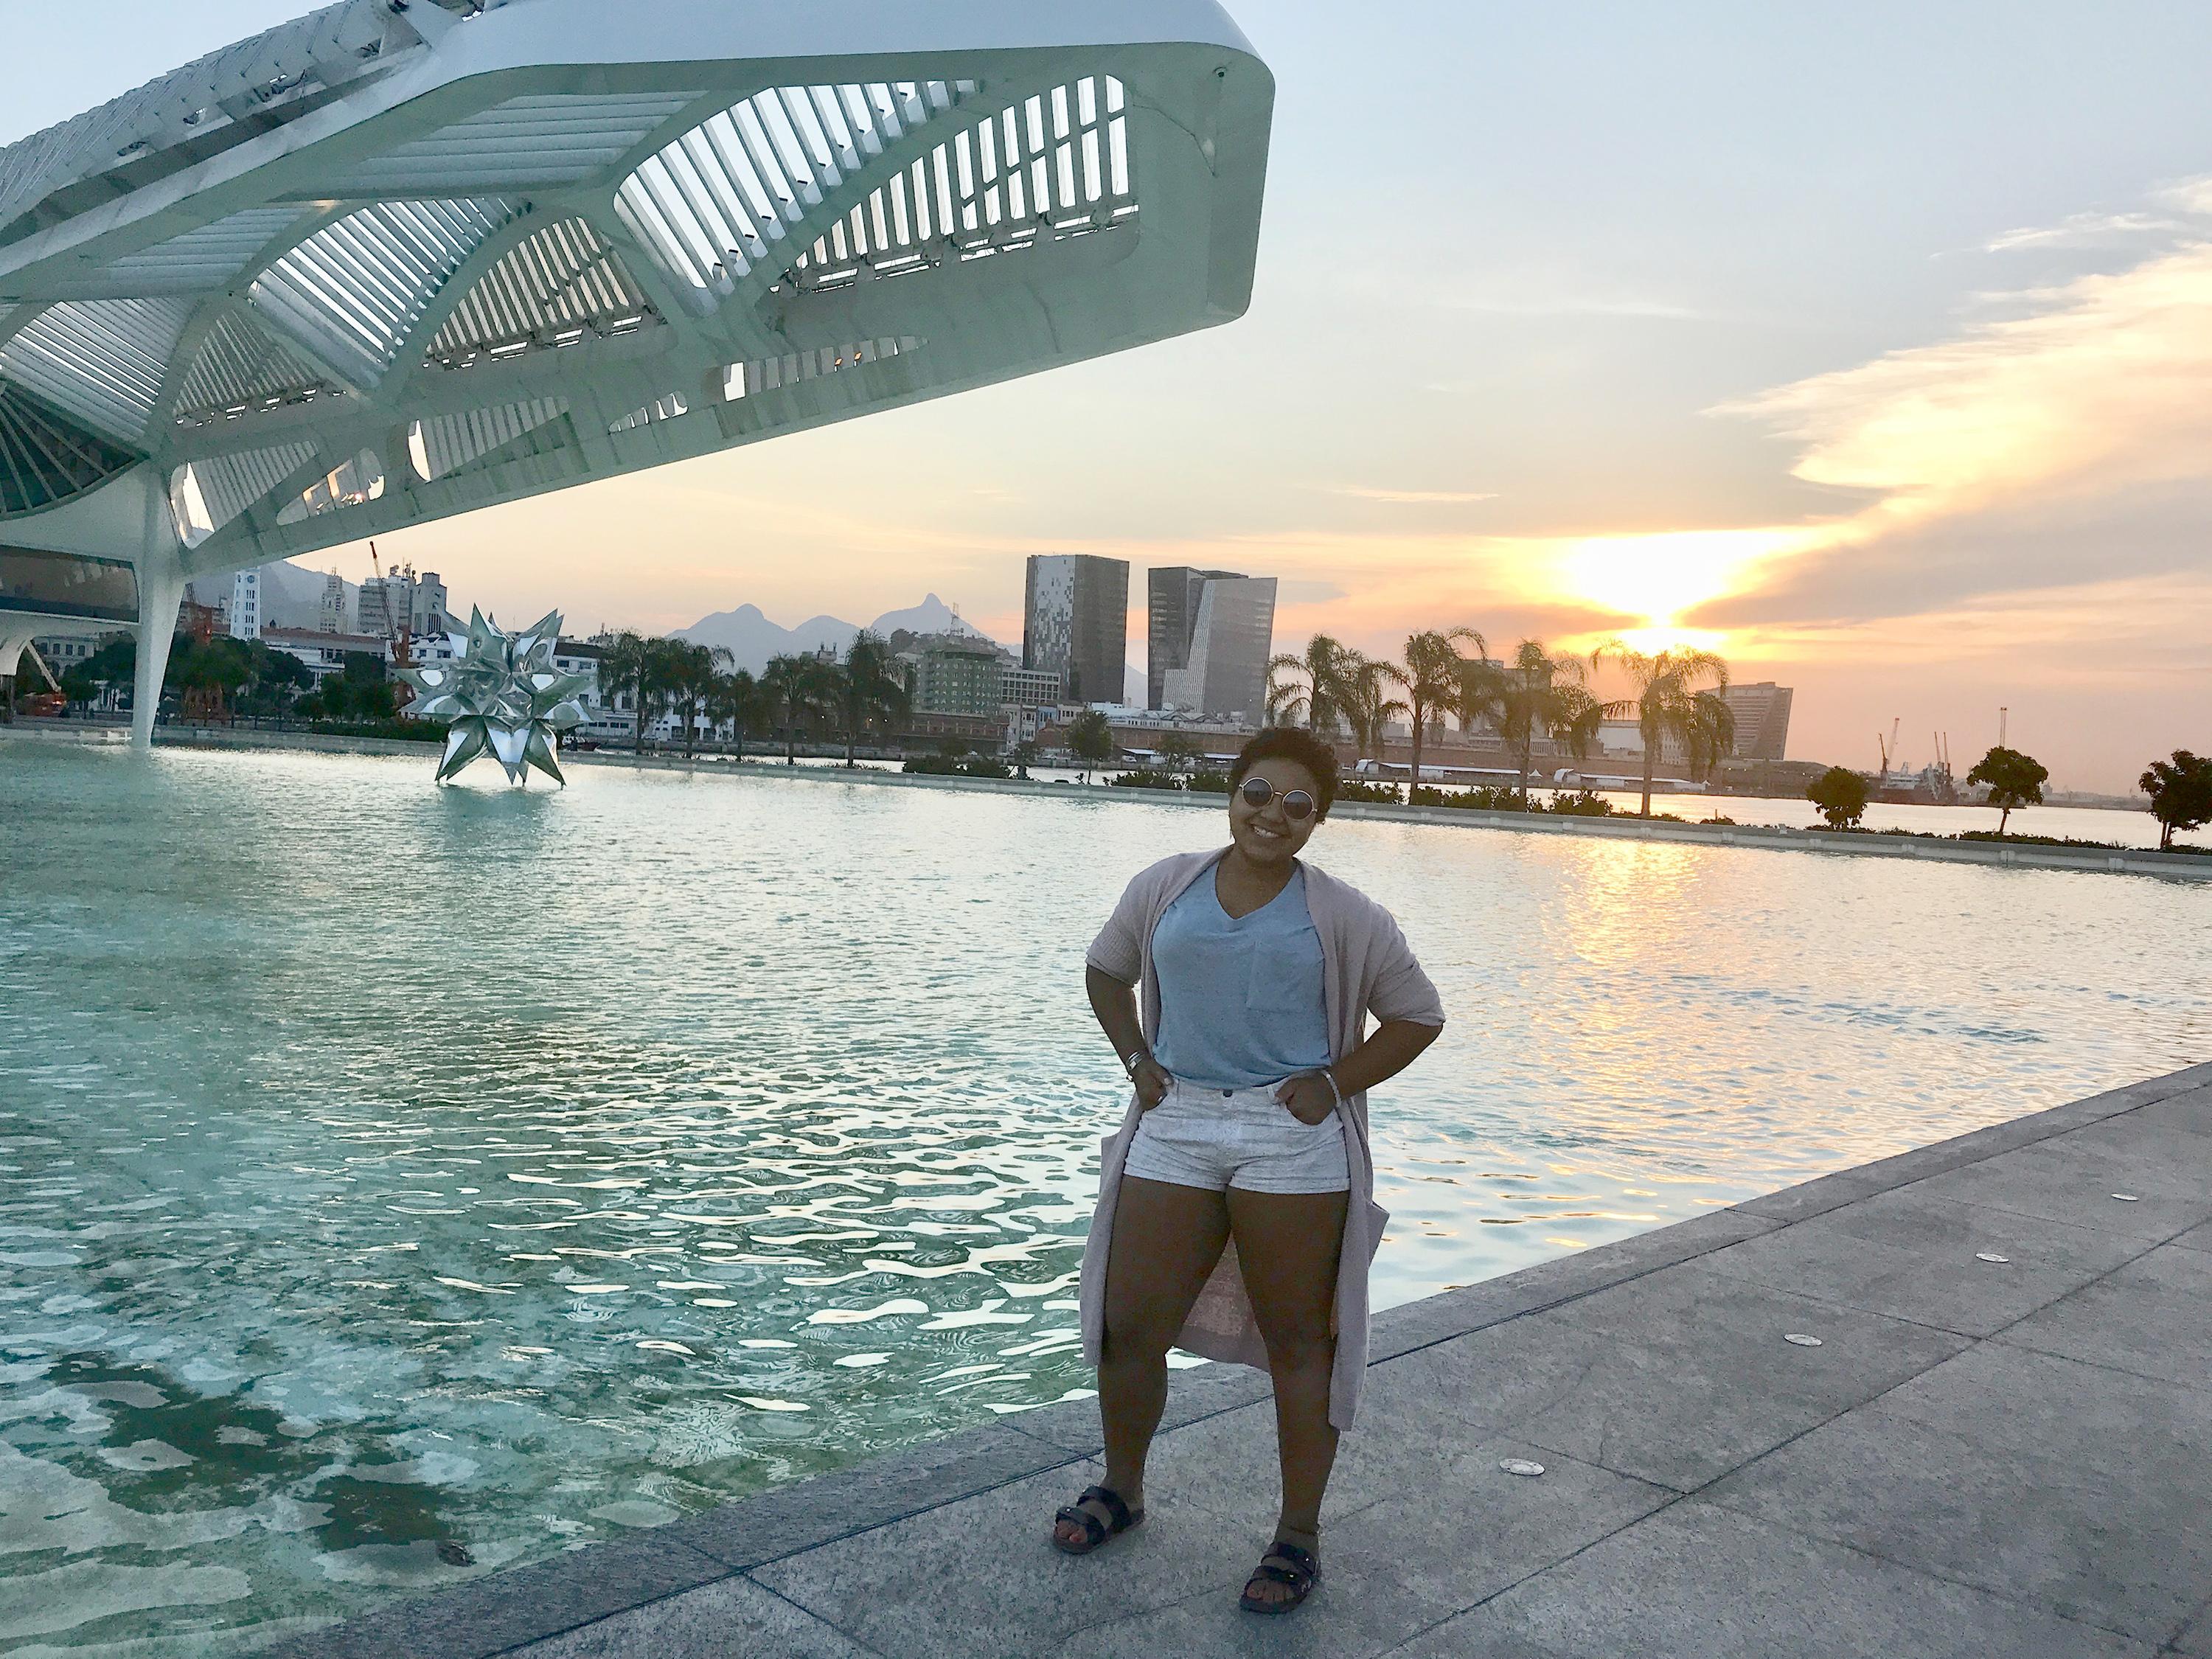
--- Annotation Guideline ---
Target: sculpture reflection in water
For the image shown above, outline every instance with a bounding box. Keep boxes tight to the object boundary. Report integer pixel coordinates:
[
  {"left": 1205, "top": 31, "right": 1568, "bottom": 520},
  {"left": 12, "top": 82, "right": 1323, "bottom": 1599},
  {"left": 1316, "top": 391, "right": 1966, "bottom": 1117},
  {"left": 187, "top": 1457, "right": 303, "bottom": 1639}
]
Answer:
[{"left": 397, "top": 609, "right": 590, "bottom": 785}]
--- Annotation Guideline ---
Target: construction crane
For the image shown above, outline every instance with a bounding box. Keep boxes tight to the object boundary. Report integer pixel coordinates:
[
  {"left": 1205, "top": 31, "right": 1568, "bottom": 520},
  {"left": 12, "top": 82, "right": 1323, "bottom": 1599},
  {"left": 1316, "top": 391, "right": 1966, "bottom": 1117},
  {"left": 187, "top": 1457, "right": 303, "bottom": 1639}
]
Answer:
[
  {"left": 1876, "top": 717, "right": 1901, "bottom": 782},
  {"left": 364, "top": 540, "right": 416, "bottom": 711}
]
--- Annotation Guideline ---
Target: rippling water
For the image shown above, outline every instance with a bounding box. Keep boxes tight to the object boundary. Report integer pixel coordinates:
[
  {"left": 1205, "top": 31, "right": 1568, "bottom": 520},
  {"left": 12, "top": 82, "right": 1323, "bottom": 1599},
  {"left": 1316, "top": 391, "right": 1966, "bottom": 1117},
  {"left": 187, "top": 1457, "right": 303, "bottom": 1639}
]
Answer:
[{"left": 2, "top": 744, "right": 2206, "bottom": 1654}]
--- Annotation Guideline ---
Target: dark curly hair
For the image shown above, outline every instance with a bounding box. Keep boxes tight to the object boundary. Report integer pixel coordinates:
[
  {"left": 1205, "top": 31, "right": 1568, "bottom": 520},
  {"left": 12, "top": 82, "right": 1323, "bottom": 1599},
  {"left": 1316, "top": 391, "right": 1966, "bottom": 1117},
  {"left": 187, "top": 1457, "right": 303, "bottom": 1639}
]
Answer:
[{"left": 1228, "top": 727, "right": 1340, "bottom": 821}]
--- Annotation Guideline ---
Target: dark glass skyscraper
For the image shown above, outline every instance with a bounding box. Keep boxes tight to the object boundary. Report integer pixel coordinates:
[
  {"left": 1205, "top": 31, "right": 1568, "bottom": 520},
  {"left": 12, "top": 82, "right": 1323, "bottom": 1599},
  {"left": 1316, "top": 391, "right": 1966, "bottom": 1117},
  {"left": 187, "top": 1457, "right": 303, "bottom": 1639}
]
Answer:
[{"left": 1023, "top": 554, "right": 1130, "bottom": 705}]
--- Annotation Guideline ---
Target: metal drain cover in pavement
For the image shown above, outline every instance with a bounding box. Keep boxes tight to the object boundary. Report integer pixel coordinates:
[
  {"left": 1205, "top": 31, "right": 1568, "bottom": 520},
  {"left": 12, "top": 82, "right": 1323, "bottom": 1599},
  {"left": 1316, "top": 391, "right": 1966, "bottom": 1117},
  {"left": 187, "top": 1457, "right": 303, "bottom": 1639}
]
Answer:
[
  {"left": 2112, "top": 1194, "right": 2140, "bottom": 1202},
  {"left": 1976, "top": 1252, "right": 2011, "bottom": 1263},
  {"left": 1498, "top": 1458, "right": 1546, "bottom": 1478},
  {"left": 1784, "top": 1333, "right": 1823, "bottom": 1346}
]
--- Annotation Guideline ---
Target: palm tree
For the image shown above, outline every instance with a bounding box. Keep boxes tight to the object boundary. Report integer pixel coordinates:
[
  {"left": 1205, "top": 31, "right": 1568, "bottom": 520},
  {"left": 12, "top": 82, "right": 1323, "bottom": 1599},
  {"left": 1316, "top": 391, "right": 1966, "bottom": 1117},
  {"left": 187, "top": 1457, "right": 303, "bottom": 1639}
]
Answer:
[
  {"left": 706, "top": 667, "right": 759, "bottom": 757},
  {"left": 1378, "top": 628, "right": 1484, "bottom": 788},
  {"left": 595, "top": 632, "right": 658, "bottom": 751},
  {"left": 1488, "top": 639, "right": 1618, "bottom": 797},
  {"left": 834, "top": 629, "right": 910, "bottom": 766},
  {"left": 663, "top": 640, "right": 733, "bottom": 757},
  {"left": 1590, "top": 640, "right": 1733, "bottom": 816},
  {"left": 760, "top": 653, "right": 835, "bottom": 763},
  {"left": 1266, "top": 634, "right": 1350, "bottom": 732},
  {"left": 1338, "top": 651, "right": 1408, "bottom": 768}
]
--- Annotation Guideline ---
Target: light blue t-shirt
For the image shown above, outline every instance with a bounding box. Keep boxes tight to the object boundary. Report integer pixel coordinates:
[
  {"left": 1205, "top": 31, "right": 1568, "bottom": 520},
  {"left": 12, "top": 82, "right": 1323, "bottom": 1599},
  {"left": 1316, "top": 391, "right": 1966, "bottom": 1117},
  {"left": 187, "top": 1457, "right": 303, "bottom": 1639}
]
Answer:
[{"left": 1150, "top": 865, "right": 1332, "bottom": 1090}]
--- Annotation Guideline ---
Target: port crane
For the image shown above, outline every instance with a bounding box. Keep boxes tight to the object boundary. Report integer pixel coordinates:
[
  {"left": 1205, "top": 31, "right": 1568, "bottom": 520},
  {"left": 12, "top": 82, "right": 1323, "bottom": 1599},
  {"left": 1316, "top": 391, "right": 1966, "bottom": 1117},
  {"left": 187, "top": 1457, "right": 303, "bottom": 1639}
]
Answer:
[{"left": 1876, "top": 717, "right": 1902, "bottom": 782}]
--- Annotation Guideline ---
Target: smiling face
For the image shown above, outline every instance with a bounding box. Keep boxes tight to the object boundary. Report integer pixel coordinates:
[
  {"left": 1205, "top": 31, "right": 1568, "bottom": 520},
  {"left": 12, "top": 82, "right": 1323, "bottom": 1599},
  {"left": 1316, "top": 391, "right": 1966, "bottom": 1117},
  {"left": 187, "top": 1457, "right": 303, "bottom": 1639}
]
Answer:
[{"left": 1228, "top": 756, "right": 1324, "bottom": 869}]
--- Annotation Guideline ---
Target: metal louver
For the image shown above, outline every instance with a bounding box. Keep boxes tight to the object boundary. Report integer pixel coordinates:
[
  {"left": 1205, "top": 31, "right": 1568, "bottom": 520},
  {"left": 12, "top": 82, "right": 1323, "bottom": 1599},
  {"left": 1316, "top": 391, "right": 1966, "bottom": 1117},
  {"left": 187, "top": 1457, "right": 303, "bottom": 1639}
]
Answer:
[
  {"left": 788, "top": 77, "right": 1135, "bottom": 295},
  {"left": 613, "top": 80, "right": 978, "bottom": 301},
  {"left": 411, "top": 398, "right": 569, "bottom": 478},
  {"left": 0, "top": 297, "right": 192, "bottom": 441},
  {"left": 335, "top": 93, "right": 703, "bottom": 195},
  {"left": 94, "top": 207, "right": 306, "bottom": 297},
  {"left": 426, "top": 220, "right": 654, "bottom": 367},
  {"left": 250, "top": 200, "right": 513, "bottom": 385},
  {"left": 0, "top": 383, "right": 141, "bottom": 516},
  {"left": 171, "top": 442, "right": 319, "bottom": 543},
  {"left": 173, "top": 311, "right": 338, "bottom": 428}
]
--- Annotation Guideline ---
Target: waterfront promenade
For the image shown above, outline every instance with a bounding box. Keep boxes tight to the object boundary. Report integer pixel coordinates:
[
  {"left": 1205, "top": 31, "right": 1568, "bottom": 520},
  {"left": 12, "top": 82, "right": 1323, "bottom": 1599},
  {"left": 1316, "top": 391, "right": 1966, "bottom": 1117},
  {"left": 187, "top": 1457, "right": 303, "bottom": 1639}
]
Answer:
[{"left": 270, "top": 1060, "right": 2212, "bottom": 1658}]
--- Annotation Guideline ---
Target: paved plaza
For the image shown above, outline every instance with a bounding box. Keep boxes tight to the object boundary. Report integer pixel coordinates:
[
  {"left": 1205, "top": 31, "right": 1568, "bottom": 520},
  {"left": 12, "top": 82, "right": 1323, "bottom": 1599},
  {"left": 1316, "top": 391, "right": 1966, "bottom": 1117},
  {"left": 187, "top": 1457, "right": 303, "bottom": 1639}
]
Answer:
[{"left": 273, "top": 1060, "right": 2212, "bottom": 1658}]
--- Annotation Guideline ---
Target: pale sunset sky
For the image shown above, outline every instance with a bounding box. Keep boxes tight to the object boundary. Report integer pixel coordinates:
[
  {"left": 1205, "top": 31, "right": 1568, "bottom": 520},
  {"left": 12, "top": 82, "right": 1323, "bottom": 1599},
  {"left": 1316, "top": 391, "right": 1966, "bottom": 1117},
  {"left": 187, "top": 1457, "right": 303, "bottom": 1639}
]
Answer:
[{"left": 8, "top": 1, "right": 2212, "bottom": 790}]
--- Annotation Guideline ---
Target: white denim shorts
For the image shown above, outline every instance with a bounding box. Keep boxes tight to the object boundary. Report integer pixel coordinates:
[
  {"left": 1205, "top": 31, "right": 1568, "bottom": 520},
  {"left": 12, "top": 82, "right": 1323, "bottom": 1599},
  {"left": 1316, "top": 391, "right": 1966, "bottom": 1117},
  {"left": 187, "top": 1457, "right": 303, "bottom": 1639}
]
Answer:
[{"left": 1122, "top": 1079, "right": 1351, "bottom": 1195}]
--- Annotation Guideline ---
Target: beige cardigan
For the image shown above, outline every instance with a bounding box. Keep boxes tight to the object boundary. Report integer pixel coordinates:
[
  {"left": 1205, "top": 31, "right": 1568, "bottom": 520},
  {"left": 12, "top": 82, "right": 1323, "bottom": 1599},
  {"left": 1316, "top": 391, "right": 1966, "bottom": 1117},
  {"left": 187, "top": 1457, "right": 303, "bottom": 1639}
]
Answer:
[{"left": 1078, "top": 848, "right": 1447, "bottom": 1430}]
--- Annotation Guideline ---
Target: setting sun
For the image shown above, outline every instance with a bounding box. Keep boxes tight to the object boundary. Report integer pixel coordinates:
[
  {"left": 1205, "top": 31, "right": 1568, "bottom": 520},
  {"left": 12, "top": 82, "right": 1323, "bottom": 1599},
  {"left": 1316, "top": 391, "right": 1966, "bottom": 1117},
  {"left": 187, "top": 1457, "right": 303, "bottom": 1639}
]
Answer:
[{"left": 1553, "top": 528, "right": 1809, "bottom": 641}]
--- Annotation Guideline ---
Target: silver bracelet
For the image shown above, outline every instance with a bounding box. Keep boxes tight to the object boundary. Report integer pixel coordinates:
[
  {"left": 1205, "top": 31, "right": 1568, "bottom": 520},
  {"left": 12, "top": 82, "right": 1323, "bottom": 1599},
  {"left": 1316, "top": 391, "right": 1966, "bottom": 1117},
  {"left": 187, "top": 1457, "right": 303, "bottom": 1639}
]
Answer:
[
  {"left": 1121, "top": 1050, "right": 1149, "bottom": 1077},
  {"left": 1320, "top": 1068, "right": 1343, "bottom": 1108}
]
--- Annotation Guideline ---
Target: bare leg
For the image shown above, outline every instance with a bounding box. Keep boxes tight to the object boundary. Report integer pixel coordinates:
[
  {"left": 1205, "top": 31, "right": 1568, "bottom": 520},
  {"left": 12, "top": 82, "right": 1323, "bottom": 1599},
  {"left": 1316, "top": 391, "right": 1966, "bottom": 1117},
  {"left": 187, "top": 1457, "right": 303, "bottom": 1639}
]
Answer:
[
  {"left": 1226, "top": 1186, "right": 1348, "bottom": 1605},
  {"left": 1052, "top": 1175, "right": 1228, "bottom": 1548}
]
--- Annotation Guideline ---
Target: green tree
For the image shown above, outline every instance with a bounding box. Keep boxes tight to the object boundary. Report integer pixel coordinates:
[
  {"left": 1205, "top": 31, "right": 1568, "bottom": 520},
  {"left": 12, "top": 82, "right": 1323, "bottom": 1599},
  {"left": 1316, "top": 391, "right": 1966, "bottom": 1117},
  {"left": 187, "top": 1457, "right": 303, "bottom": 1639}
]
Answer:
[
  {"left": 2140, "top": 750, "right": 2212, "bottom": 851},
  {"left": 1067, "top": 709, "right": 1115, "bottom": 779},
  {"left": 833, "top": 629, "right": 910, "bottom": 766},
  {"left": 1965, "top": 745, "right": 2048, "bottom": 836},
  {"left": 1012, "top": 738, "right": 1040, "bottom": 779},
  {"left": 1265, "top": 634, "right": 1349, "bottom": 732},
  {"left": 1467, "top": 639, "right": 1618, "bottom": 798},
  {"left": 1806, "top": 765, "right": 1871, "bottom": 830},
  {"left": 1379, "top": 627, "right": 1484, "bottom": 788},
  {"left": 661, "top": 639, "right": 733, "bottom": 757},
  {"left": 1158, "top": 733, "right": 1197, "bottom": 775},
  {"left": 759, "top": 653, "right": 835, "bottom": 764},
  {"left": 1590, "top": 640, "right": 1733, "bottom": 817},
  {"left": 595, "top": 632, "right": 659, "bottom": 751},
  {"left": 706, "top": 666, "right": 760, "bottom": 756},
  {"left": 1338, "top": 651, "right": 1408, "bottom": 767}
]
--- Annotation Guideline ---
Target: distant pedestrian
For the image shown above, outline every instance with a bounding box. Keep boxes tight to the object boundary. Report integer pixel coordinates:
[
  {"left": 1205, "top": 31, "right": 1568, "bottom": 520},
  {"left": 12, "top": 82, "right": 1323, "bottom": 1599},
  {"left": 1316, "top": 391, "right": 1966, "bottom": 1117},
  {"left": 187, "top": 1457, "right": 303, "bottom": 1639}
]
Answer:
[{"left": 1050, "top": 726, "right": 1445, "bottom": 1613}]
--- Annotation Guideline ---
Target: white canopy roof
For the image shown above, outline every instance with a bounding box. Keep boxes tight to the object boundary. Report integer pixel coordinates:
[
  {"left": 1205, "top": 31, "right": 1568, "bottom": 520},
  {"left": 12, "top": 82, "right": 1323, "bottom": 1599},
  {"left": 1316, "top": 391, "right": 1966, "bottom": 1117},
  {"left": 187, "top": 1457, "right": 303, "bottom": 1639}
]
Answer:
[{"left": 0, "top": 0, "right": 1271, "bottom": 585}]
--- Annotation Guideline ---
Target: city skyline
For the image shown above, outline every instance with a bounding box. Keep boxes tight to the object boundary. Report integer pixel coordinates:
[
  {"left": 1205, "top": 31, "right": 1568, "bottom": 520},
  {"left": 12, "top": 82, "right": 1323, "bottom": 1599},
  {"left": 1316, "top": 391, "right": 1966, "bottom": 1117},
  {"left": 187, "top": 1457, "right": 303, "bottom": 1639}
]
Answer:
[{"left": 8, "top": 1, "right": 2212, "bottom": 788}]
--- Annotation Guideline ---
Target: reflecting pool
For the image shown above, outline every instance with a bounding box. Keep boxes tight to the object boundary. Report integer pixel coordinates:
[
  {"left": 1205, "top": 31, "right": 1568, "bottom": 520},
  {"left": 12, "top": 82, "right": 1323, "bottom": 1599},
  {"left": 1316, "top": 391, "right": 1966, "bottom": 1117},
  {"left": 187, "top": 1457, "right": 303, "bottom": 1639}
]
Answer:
[{"left": 3, "top": 745, "right": 2207, "bottom": 1653}]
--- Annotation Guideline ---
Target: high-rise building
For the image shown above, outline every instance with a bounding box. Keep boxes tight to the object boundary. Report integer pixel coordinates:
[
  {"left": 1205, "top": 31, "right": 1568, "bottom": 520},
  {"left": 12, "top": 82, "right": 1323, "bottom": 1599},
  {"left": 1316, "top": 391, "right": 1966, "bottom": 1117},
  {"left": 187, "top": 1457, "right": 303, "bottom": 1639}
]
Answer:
[
  {"left": 1158, "top": 574, "right": 1276, "bottom": 721},
  {"left": 1147, "top": 566, "right": 1244, "bottom": 709},
  {"left": 908, "top": 634, "right": 1004, "bottom": 717},
  {"left": 357, "top": 574, "right": 406, "bottom": 643},
  {"left": 229, "top": 569, "right": 262, "bottom": 641},
  {"left": 318, "top": 571, "right": 346, "bottom": 635},
  {"left": 1023, "top": 554, "right": 1128, "bottom": 706},
  {"left": 1721, "top": 682, "right": 1794, "bottom": 762},
  {"left": 410, "top": 571, "right": 448, "bottom": 639},
  {"left": 1002, "top": 664, "right": 1064, "bottom": 707}
]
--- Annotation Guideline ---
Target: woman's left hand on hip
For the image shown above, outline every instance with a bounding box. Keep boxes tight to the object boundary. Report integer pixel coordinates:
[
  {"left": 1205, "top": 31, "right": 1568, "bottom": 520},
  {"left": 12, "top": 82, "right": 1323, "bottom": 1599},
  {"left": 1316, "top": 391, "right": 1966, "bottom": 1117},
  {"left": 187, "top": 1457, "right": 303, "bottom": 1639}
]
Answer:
[{"left": 1275, "top": 1072, "right": 1338, "bottom": 1126}]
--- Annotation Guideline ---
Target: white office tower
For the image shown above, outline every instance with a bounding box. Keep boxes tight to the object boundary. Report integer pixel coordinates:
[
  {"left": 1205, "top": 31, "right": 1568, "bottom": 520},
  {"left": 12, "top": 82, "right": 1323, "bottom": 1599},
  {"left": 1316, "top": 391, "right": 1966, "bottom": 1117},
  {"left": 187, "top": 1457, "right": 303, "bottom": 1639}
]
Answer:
[
  {"left": 1160, "top": 575, "right": 1276, "bottom": 720},
  {"left": 229, "top": 569, "right": 261, "bottom": 641},
  {"left": 410, "top": 573, "right": 448, "bottom": 639},
  {"left": 319, "top": 573, "right": 346, "bottom": 635}
]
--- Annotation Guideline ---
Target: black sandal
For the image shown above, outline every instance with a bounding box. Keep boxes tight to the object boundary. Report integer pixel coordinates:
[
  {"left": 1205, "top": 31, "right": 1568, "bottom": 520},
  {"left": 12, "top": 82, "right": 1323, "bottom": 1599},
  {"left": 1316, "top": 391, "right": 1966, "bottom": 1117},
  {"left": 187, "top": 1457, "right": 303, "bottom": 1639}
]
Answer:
[
  {"left": 1050, "top": 1484, "right": 1144, "bottom": 1556},
  {"left": 1240, "top": 1538, "right": 1321, "bottom": 1614}
]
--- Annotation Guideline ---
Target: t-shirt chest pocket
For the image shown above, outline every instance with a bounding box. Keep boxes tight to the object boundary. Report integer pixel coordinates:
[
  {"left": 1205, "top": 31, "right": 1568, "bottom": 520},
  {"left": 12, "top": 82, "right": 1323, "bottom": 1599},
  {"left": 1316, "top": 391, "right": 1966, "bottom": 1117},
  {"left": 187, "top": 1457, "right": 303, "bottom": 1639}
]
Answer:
[{"left": 1245, "top": 925, "right": 1323, "bottom": 1013}]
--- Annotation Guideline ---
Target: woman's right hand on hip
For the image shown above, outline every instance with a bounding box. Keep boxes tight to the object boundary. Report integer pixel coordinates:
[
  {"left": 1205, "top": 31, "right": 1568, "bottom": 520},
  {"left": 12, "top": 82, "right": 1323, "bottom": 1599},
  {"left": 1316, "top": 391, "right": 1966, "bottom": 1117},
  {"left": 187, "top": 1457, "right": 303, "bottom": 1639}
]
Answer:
[{"left": 1133, "top": 1059, "right": 1172, "bottom": 1111}]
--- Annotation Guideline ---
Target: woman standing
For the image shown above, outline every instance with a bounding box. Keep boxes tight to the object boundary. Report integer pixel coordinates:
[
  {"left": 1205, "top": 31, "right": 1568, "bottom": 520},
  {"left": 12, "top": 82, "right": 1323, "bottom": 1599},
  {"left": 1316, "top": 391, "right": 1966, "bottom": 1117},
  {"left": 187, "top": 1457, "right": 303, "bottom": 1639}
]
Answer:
[{"left": 1049, "top": 727, "right": 1445, "bottom": 1614}]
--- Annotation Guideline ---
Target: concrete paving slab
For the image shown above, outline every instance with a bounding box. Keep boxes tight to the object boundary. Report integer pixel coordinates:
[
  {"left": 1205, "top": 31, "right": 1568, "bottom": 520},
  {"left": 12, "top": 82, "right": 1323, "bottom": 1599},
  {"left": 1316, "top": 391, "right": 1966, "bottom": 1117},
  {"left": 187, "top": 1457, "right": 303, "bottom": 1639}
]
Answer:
[
  {"left": 748, "top": 1459, "right": 1265, "bottom": 1659},
  {"left": 257, "top": 1534, "right": 734, "bottom": 1659},
  {"left": 2000, "top": 1245, "right": 2212, "bottom": 1389},
  {"left": 2173, "top": 1596, "right": 2212, "bottom": 1658},
  {"left": 1701, "top": 1185, "right": 2148, "bottom": 1336},
  {"left": 1703, "top": 1342, "right": 2212, "bottom": 1643},
  {"left": 1899, "top": 1135, "right": 2212, "bottom": 1243},
  {"left": 1071, "top": 1438, "right": 1669, "bottom": 1659},
  {"left": 1366, "top": 1208, "right": 1781, "bottom": 1362},
  {"left": 666, "top": 1419, "right": 1073, "bottom": 1570},
  {"left": 1388, "top": 1502, "right": 2152, "bottom": 1659},
  {"left": 504, "top": 1576, "right": 871, "bottom": 1658},
  {"left": 1510, "top": 1255, "right": 1969, "bottom": 1489}
]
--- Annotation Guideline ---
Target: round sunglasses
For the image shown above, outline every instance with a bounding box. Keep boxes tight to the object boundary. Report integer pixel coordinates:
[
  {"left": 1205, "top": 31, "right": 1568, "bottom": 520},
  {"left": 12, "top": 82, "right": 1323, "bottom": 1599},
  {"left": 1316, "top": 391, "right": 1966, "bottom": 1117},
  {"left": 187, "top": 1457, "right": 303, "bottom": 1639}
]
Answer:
[{"left": 1238, "top": 776, "right": 1317, "bottom": 821}]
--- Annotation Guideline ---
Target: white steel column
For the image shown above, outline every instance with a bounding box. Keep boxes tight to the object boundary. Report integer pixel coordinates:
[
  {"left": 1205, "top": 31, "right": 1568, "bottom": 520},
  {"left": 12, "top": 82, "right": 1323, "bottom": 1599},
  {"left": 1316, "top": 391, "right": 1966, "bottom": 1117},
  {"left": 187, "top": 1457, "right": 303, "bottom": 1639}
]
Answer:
[{"left": 130, "top": 546, "right": 185, "bottom": 749}]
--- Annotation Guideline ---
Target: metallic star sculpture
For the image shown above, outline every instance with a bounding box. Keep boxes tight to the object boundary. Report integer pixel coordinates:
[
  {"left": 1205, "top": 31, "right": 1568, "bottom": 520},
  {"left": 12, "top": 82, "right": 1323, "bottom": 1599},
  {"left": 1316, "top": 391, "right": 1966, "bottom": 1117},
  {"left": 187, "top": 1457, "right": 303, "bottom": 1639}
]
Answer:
[{"left": 397, "top": 608, "right": 591, "bottom": 785}]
